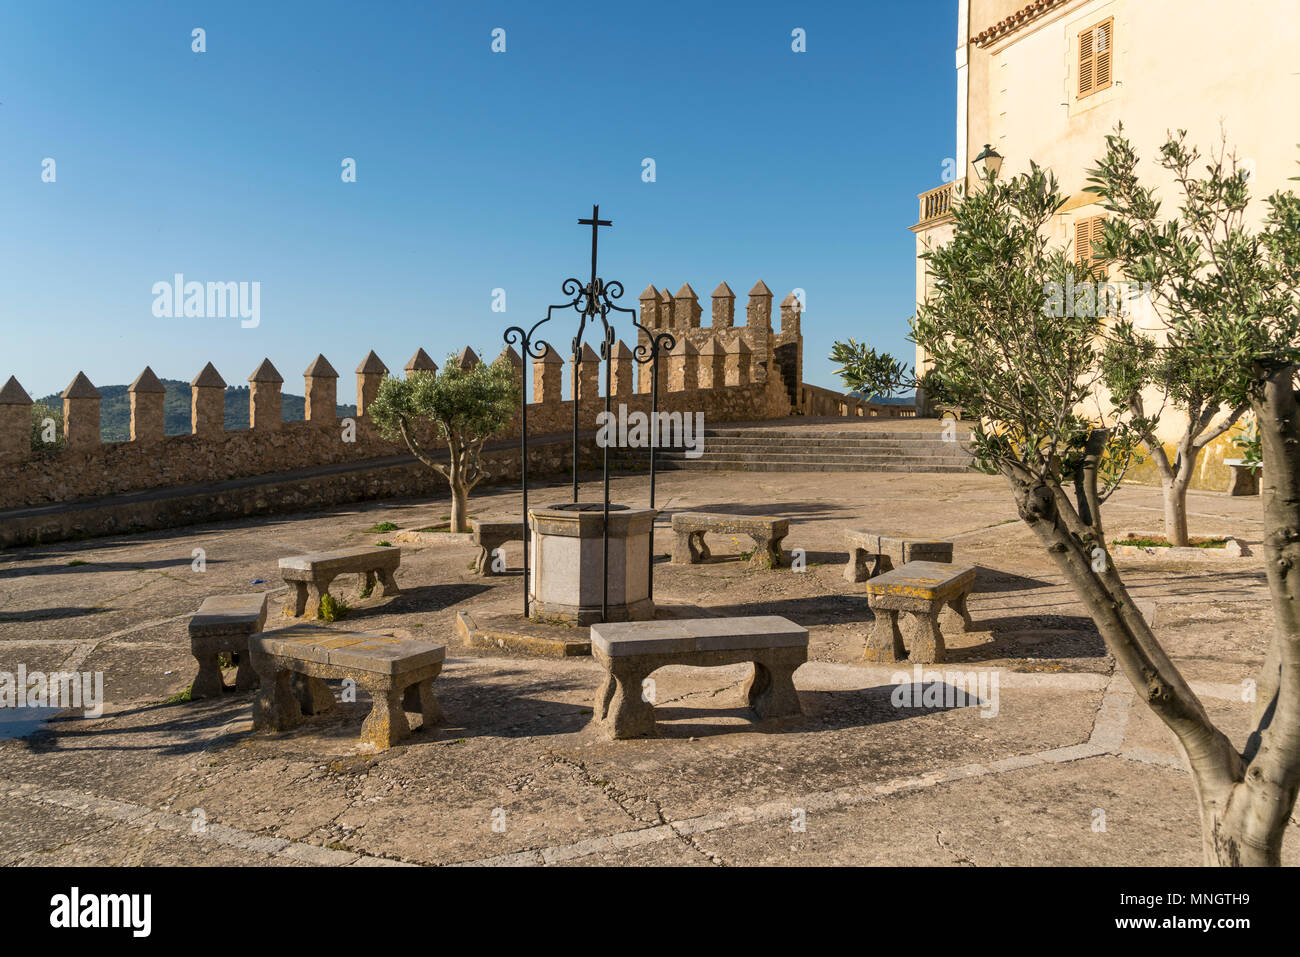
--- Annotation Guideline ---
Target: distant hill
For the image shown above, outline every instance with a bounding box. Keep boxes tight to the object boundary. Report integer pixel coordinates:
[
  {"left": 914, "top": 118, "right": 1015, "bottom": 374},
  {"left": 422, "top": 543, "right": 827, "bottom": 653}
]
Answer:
[{"left": 36, "top": 378, "right": 357, "bottom": 442}]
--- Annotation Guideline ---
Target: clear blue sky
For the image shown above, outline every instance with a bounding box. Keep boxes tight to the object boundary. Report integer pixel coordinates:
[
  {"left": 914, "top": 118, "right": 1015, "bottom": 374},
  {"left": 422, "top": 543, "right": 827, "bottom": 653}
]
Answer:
[{"left": 0, "top": 0, "right": 955, "bottom": 402}]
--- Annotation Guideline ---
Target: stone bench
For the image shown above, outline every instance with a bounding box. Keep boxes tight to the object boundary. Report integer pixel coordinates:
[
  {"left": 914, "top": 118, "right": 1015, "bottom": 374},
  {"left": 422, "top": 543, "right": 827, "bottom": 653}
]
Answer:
[
  {"left": 590, "top": 616, "right": 808, "bottom": 739},
  {"left": 865, "top": 561, "right": 975, "bottom": 665},
  {"left": 469, "top": 519, "right": 524, "bottom": 576},
  {"left": 1224, "top": 459, "right": 1261, "bottom": 496},
  {"left": 187, "top": 593, "right": 269, "bottom": 700},
  {"left": 249, "top": 624, "right": 445, "bottom": 751},
  {"left": 843, "top": 531, "right": 954, "bottom": 583},
  {"left": 670, "top": 512, "right": 790, "bottom": 570},
  {"left": 278, "top": 546, "right": 400, "bottom": 618}
]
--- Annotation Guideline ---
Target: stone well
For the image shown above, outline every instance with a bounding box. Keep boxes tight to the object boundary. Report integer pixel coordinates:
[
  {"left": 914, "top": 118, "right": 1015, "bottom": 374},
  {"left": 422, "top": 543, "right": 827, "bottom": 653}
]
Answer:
[{"left": 528, "top": 504, "right": 657, "bottom": 625}]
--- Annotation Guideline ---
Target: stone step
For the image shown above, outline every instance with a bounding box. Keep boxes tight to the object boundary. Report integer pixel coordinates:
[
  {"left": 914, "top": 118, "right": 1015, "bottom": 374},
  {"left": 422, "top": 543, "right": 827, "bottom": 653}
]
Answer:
[
  {"left": 699, "top": 433, "right": 971, "bottom": 445},
  {"left": 700, "top": 429, "right": 970, "bottom": 441},
  {"left": 610, "top": 448, "right": 974, "bottom": 464},
  {"left": 697, "top": 447, "right": 967, "bottom": 457},
  {"left": 696, "top": 439, "right": 972, "bottom": 451},
  {"left": 613, "top": 460, "right": 974, "bottom": 472},
  {"left": 614, "top": 456, "right": 973, "bottom": 469},
  {"left": 605, "top": 422, "right": 977, "bottom": 474},
  {"left": 609, "top": 453, "right": 974, "bottom": 472},
  {"left": 690, "top": 441, "right": 971, "bottom": 457},
  {"left": 624, "top": 436, "right": 972, "bottom": 447},
  {"left": 617, "top": 459, "right": 972, "bottom": 473}
]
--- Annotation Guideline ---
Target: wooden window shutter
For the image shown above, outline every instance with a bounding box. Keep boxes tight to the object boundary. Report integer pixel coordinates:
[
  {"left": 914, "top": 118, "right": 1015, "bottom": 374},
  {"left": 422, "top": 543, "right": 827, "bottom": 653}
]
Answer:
[
  {"left": 1076, "top": 215, "right": 1108, "bottom": 279},
  {"left": 1075, "top": 218, "right": 1093, "bottom": 268},
  {"left": 1078, "top": 28, "right": 1095, "bottom": 96},
  {"left": 1078, "top": 18, "right": 1113, "bottom": 98},
  {"left": 1093, "top": 18, "right": 1113, "bottom": 91},
  {"left": 1090, "top": 216, "right": 1109, "bottom": 278}
]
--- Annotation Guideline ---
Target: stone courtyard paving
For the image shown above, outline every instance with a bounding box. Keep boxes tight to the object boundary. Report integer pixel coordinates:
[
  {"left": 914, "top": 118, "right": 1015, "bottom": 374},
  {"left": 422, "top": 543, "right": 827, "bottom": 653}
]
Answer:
[{"left": 1, "top": 468, "right": 1296, "bottom": 866}]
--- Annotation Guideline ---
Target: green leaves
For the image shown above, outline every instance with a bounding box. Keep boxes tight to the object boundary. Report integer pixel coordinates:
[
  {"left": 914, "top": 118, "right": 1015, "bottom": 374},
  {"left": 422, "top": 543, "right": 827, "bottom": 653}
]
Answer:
[
  {"left": 914, "top": 126, "right": 1296, "bottom": 539},
  {"left": 1230, "top": 412, "right": 1262, "bottom": 469},
  {"left": 369, "top": 354, "right": 519, "bottom": 447},
  {"left": 1089, "top": 126, "right": 1300, "bottom": 408},
  {"left": 911, "top": 161, "right": 1104, "bottom": 485},
  {"left": 29, "top": 400, "right": 64, "bottom": 453},
  {"left": 828, "top": 339, "right": 911, "bottom": 399}
]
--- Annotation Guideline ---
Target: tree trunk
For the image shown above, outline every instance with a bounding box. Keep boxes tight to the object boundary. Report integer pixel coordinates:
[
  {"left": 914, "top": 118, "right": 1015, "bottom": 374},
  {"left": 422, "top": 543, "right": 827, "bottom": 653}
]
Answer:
[
  {"left": 1186, "top": 368, "right": 1300, "bottom": 865},
  {"left": 1026, "top": 378, "right": 1300, "bottom": 864},
  {"left": 1003, "top": 469, "right": 1253, "bottom": 863},
  {"left": 1162, "top": 475, "right": 1191, "bottom": 547},
  {"left": 449, "top": 479, "right": 470, "bottom": 533},
  {"left": 1216, "top": 363, "right": 1300, "bottom": 865}
]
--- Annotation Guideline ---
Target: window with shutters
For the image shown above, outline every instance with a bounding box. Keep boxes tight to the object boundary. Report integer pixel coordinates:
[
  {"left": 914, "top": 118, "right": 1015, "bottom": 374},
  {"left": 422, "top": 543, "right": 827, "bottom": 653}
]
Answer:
[
  {"left": 1075, "top": 215, "right": 1109, "bottom": 280},
  {"left": 1077, "top": 17, "right": 1113, "bottom": 99}
]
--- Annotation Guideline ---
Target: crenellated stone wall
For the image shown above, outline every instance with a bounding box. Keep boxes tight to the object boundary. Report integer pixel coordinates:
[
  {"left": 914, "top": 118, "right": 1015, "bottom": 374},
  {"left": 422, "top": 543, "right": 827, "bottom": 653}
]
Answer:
[
  {"left": 635, "top": 280, "right": 794, "bottom": 392},
  {"left": 0, "top": 297, "right": 797, "bottom": 516},
  {"left": 0, "top": 280, "right": 897, "bottom": 543},
  {"left": 0, "top": 434, "right": 585, "bottom": 550}
]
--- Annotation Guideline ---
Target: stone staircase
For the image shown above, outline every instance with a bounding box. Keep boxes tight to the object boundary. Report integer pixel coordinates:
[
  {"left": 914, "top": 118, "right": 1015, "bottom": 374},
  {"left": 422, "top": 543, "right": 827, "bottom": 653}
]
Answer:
[{"left": 608, "top": 425, "right": 976, "bottom": 473}]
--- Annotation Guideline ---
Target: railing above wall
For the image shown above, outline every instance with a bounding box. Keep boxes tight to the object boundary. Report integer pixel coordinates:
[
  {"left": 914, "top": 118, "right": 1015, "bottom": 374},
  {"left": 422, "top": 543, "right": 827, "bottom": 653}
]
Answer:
[
  {"left": 915, "top": 182, "right": 959, "bottom": 228},
  {"left": 799, "top": 382, "right": 917, "bottom": 419}
]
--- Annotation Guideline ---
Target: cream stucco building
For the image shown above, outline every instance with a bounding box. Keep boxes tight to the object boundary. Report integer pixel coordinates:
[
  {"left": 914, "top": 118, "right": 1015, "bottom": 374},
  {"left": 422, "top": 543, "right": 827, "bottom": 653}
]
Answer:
[{"left": 911, "top": 0, "right": 1300, "bottom": 489}]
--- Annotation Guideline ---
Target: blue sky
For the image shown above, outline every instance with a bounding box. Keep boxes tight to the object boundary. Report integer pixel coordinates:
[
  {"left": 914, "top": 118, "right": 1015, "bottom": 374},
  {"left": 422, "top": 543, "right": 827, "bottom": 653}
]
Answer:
[{"left": 0, "top": 0, "right": 956, "bottom": 402}]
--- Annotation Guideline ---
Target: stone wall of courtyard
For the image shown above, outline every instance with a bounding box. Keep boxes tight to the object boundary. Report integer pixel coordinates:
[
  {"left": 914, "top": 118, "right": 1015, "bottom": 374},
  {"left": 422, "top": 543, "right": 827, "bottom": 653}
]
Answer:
[
  {"left": 0, "top": 364, "right": 791, "bottom": 513},
  {"left": 0, "top": 433, "right": 598, "bottom": 548},
  {"left": 0, "top": 280, "right": 804, "bottom": 516}
]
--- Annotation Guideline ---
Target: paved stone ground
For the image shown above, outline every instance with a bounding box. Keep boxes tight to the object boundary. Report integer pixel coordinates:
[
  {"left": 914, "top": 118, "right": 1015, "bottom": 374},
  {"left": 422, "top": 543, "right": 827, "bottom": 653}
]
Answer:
[{"left": 1, "top": 467, "right": 1296, "bottom": 866}]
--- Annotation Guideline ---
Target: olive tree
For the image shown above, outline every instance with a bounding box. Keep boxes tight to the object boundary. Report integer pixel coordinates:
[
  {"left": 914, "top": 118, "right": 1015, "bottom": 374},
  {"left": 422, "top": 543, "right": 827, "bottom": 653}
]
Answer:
[
  {"left": 827, "top": 339, "right": 912, "bottom": 400},
  {"left": 368, "top": 354, "right": 520, "bottom": 532},
  {"left": 1088, "top": 127, "right": 1252, "bottom": 545},
  {"left": 1099, "top": 320, "right": 1245, "bottom": 544},
  {"left": 909, "top": 142, "right": 1300, "bottom": 865}
]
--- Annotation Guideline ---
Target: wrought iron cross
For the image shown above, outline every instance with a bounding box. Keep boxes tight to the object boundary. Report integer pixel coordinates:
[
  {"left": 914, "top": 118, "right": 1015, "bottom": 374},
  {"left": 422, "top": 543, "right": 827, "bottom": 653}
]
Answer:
[
  {"left": 577, "top": 204, "right": 612, "bottom": 315},
  {"left": 504, "top": 204, "right": 665, "bottom": 621}
]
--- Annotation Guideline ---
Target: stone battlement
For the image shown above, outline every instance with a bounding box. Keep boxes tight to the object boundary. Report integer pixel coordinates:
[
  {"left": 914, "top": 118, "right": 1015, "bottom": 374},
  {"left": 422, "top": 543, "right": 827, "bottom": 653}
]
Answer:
[
  {"left": 0, "top": 282, "right": 912, "bottom": 544},
  {"left": 0, "top": 281, "right": 856, "bottom": 517},
  {"left": 635, "top": 281, "right": 802, "bottom": 398}
]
